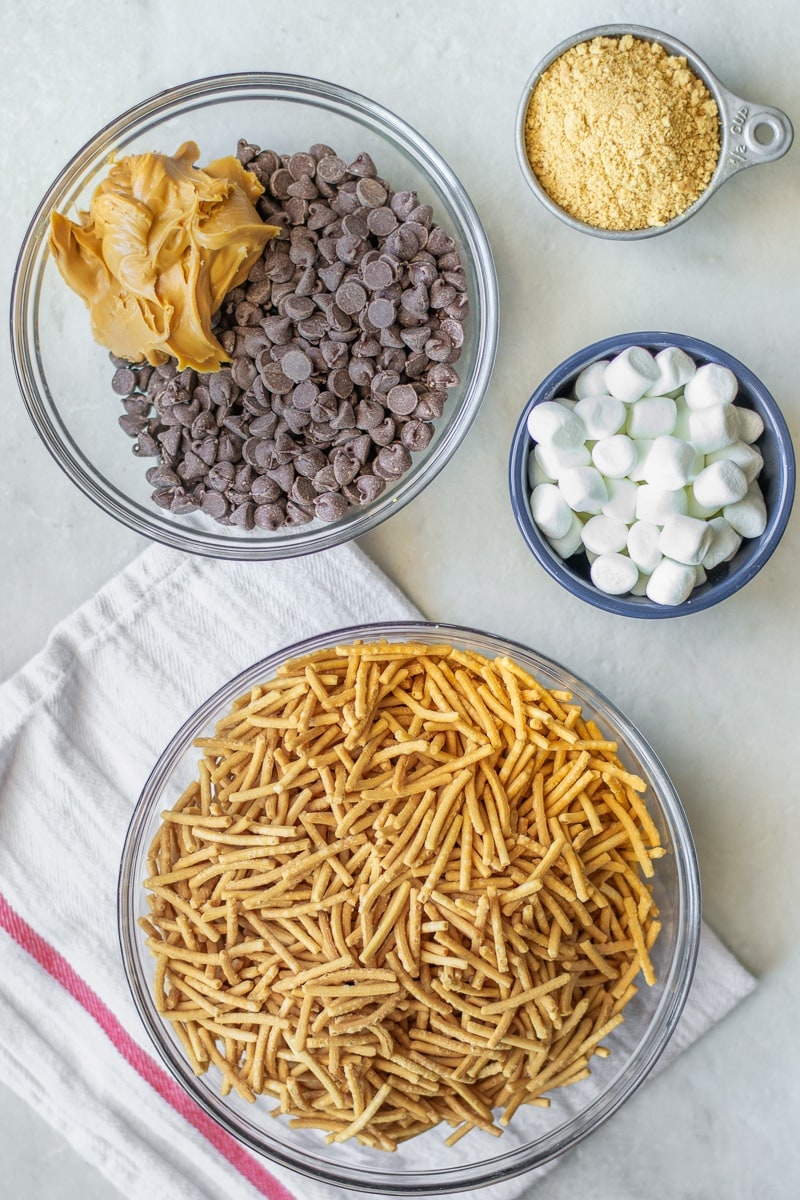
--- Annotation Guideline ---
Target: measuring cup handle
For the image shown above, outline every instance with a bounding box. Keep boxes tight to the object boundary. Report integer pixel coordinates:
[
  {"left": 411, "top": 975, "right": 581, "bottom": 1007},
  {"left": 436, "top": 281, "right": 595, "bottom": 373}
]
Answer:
[{"left": 717, "top": 87, "right": 794, "bottom": 179}]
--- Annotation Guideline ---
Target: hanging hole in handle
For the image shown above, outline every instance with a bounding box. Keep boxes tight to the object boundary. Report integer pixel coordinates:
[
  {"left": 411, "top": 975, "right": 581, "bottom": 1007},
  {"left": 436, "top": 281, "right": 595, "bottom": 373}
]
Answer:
[
  {"left": 753, "top": 121, "right": 777, "bottom": 146},
  {"left": 741, "top": 107, "right": 793, "bottom": 162}
]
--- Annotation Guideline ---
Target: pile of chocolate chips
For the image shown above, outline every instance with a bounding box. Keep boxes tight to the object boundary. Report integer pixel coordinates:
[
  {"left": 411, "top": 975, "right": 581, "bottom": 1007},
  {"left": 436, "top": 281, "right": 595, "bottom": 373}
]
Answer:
[{"left": 113, "top": 141, "right": 468, "bottom": 530}]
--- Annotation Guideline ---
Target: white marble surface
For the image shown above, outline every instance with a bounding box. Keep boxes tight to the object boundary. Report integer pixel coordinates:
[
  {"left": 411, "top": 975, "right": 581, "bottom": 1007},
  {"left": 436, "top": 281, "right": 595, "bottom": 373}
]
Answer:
[{"left": 1, "top": 0, "right": 798, "bottom": 1196}]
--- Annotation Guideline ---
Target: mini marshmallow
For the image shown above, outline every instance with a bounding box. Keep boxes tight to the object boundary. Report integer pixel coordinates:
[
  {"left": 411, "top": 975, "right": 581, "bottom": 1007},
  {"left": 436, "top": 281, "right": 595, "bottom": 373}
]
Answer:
[
  {"left": 602, "top": 477, "right": 638, "bottom": 524},
  {"left": 658, "top": 514, "right": 713, "bottom": 566},
  {"left": 591, "top": 434, "right": 637, "bottom": 479},
  {"left": 573, "top": 394, "right": 626, "bottom": 439},
  {"left": 645, "top": 345, "right": 697, "bottom": 396},
  {"left": 686, "top": 488, "right": 719, "bottom": 519},
  {"left": 702, "top": 516, "right": 742, "bottom": 570},
  {"left": 527, "top": 401, "right": 586, "bottom": 451},
  {"left": 626, "top": 520, "right": 663, "bottom": 573},
  {"left": 684, "top": 362, "right": 738, "bottom": 410},
  {"left": 590, "top": 552, "right": 639, "bottom": 595},
  {"left": 723, "top": 483, "right": 767, "bottom": 538},
  {"left": 692, "top": 460, "right": 748, "bottom": 509},
  {"left": 706, "top": 439, "right": 764, "bottom": 484},
  {"left": 547, "top": 512, "right": 585, "bottom": 559},
  {"left": 628, "top": 439, "right": 655, "bottom": 482},
  {"left": 534, "top": 442, "right": 591, "bottom": 481},
  {"left": 530, "top": 483, "right": 574, "bottom": 540},
  {"left": 635, "top": 483, "right": 688, "bottom": 524},
  {"left": 574, "top": 360, "right": 611, "bottom": 400},
  {"left": 642, "top": 436, "right": 696, "bottom": 490},
  {"left": 559, "top": 466, "right": 608, "bottom": 514},
  {"left": 528, "top": 448, "right": 554, "bottom": 487},
  {"left": 646, "top": 558, "right": 697, "bottom": 606},
  {"left": 581, "top": 514, "right": 629, "bottom": 555},
  {"left": 688, "top": 404, "right": 738, "bottom": 453},
  {"left": 630, "top": 572, "right": 649, "bottom": 596},
  {"left": 735, "top": 405, "right": 765, "bottom": 444},
  {"left": 694, "top": 564, "right": 708, "bottom": 587},
  {"left": 604, "top": 346, "right": 660, "bottom": 403},
  {"left": 626, "top": 395, "right": 677, "bottom": 439}
]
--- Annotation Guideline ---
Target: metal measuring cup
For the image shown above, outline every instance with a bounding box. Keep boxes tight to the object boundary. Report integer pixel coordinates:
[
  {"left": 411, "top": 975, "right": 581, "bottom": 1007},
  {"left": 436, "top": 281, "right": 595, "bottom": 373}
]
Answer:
[{"left": 515, "top": 23, "right": 794, "bottom": 240}]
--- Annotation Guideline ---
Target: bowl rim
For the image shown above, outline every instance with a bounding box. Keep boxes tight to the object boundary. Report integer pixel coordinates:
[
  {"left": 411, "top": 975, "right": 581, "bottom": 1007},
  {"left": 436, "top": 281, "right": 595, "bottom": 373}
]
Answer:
[
  {"left": 508, "top": 331, "right": 796, "bottom": 619},
  {"left": 10, "top": 71, "right": 499, "bottom": 561},
  {"left": 118, "top": 618, "right": 701, "bottom": 1193}
]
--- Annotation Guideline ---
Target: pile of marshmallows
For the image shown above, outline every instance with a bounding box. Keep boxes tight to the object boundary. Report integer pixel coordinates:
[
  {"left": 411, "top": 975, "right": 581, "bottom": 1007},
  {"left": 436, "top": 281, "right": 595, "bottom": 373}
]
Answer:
[{"left": 527, "top": 345, "right": 767, "bottom": 606}]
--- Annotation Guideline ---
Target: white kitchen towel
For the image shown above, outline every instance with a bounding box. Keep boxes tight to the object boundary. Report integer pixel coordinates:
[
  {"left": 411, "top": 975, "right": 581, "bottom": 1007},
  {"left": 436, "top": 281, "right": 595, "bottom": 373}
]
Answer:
[{"left": 0, "top": 543, "right": 755, "bottom": 1200}]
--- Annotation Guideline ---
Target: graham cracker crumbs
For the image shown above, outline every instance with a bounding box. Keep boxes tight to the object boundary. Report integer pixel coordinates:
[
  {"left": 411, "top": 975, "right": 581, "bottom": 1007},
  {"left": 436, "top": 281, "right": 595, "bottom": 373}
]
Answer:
[{"left": 524, "top": 34, "right": 721, "bottom": 231}]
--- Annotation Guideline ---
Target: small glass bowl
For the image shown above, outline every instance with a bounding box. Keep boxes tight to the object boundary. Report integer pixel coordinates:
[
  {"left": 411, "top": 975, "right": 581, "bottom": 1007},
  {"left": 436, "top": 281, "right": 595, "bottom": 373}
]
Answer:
[
  {"left": 11, "top": 74, "right": 498, "bottom": 560},
  {"left": 509, "top": 332, "right": 796, "bottom": 619},
  {"left": 515, "top": 24, "right": 794, "bottom": 240},
  {"left": 119, "top": 620, "right": 700, "bottom": 1194}
]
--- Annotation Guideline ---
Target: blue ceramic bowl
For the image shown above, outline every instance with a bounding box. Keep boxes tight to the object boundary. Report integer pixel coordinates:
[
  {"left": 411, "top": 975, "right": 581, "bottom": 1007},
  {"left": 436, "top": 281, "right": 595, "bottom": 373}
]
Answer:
[{"left": 509, "top": 332, "right": 795, "bottom": 618}]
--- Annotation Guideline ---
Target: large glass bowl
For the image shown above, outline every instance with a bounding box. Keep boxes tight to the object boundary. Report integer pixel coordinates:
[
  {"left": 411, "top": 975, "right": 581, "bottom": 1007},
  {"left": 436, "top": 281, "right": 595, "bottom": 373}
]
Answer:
[
  {"left": 118, "top": 621, "right": 700, "bottom": 1194},
  {"left": 11, "top": 75, "right": 498, "bottom": 560}
]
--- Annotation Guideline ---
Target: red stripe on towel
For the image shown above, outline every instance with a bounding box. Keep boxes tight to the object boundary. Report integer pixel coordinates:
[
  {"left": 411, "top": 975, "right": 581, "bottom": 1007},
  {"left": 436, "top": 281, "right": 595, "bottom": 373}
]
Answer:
[{"left": 0, "top": 893, "right": 297, "bottom": 1200}]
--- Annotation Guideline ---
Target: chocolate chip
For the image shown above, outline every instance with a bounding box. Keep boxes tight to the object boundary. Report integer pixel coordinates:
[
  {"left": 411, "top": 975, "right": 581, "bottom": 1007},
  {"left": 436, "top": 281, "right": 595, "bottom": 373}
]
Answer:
[
  {"left": 331, "top": 449, "right": 360, "bottom": 485},
  {"left": 347, "top": 152, "right": 377, "bottom": 178},
  {"left": 342, "top": 213, "right": 369, "bottom": 240},
  {"left": 254, "top": 502, "right": 286, "bottom": 530},
  {"left": 386, "top": 383, "right": 418, "bottom": 416},
  {"left": 133, "top": 433, "right": 159, "bottom": 457},
  {"left": 295, "top": 448, "right": 327, "bottom": 478},
  {"left": 281, "top": 349, "right": 313, "bottom": 383},
  {"left": 424, "top": 332, "right": 454, "bottom": 362},
  {"left": 367, "top": 298, "right": 396, "bottom": 328},
  {"left": 373, "top": 442, "right": 412, "bottom": 479},
  {"left": 316, "top": 155, "right": 347, "bottom": 184},
  {"left": 355, "top": 399, "right": 385, "bottom": 429},
  {"left": 251, "top": 475, "right": 282, "bottom": 504},
  {"left": 367, "top": 207, "right": 398, "bottom": 237},
  {"left": 314, "top": 492, "right": 349, "bottom": 522},
  {"left": 193, "top": 437, "right": 218, "bottom": 466},
  {"left": 119, "top": 414, "right": 147, "bottom": 438},
  {"left": 207, "top": 461, "right": 235, "bottom": 491},
  {"left": 428, "top": 225, "right": 456, "bottom": 255},
  {"left": 401, "top": 419, "right": 434, "bottom": 451},
  {"left": 384, "top": 225, "right": 420, "bottom": 261},
  {"left": 202, "top": 491, "right": 229, "bottom": 519},
  {"left": 335, "top": 235, "right": 363, "bottom": 265},
  {"left": 356, "top": 177, "right": 388, "bottom": 208},
  {"left": 112, "top": 367, "right": 137, "bottom": 395},
  {"left": 318, "top": 261, "right": 347, "bottom": 292},
  {"left": 328, "top": 367, "right": 354, "bottom": 399},
  {"left": 370, "top": 417, "right": 396, "bottom": 446},
  {"left": 261, "top": 362, "right": 293, "bottom": 393},
  {"left": 282, "top": 294, "right": 315, "bottom": 322},
  {"left": 390, "top": 190, "right": 418, "bottom": 220},
  {"left": 371, "top": 370, "right": 401, "bottom": 396},
  {"left": 335, "top": 281, "right": 367, "bottom": 314},
  {"left": 348, "top": 474, "right": 386, "bottom": 504},
  {"left": 361, "top": 258, "right": 394, "bottom": 291},
  {"left": 270, "top": 168, "right": 293, "bottom": 199}
]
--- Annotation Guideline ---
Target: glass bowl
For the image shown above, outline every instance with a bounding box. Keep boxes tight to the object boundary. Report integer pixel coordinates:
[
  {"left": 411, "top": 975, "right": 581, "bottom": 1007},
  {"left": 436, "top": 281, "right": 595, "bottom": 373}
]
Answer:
[
  {"left": 509, "top": 332, "right": 795, "bottom": 619},
  {"left": 118, "top": 621, "right": 700, "bottom": 1194},
  {"left": 11, "top": 74, "right": 498, "bottom": 560}
]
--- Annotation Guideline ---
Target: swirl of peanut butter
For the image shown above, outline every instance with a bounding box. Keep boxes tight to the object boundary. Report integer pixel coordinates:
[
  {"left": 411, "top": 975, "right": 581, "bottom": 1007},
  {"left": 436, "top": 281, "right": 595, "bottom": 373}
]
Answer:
[{"left": 49, "top": 141, "right": 279, "bottom": 372}]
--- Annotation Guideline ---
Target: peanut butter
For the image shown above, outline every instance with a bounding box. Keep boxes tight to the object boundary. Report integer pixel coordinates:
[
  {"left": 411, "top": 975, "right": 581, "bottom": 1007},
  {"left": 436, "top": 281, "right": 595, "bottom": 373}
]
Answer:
[{"left": 49, "top": 141, "right": 279, "bottom": 372}]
